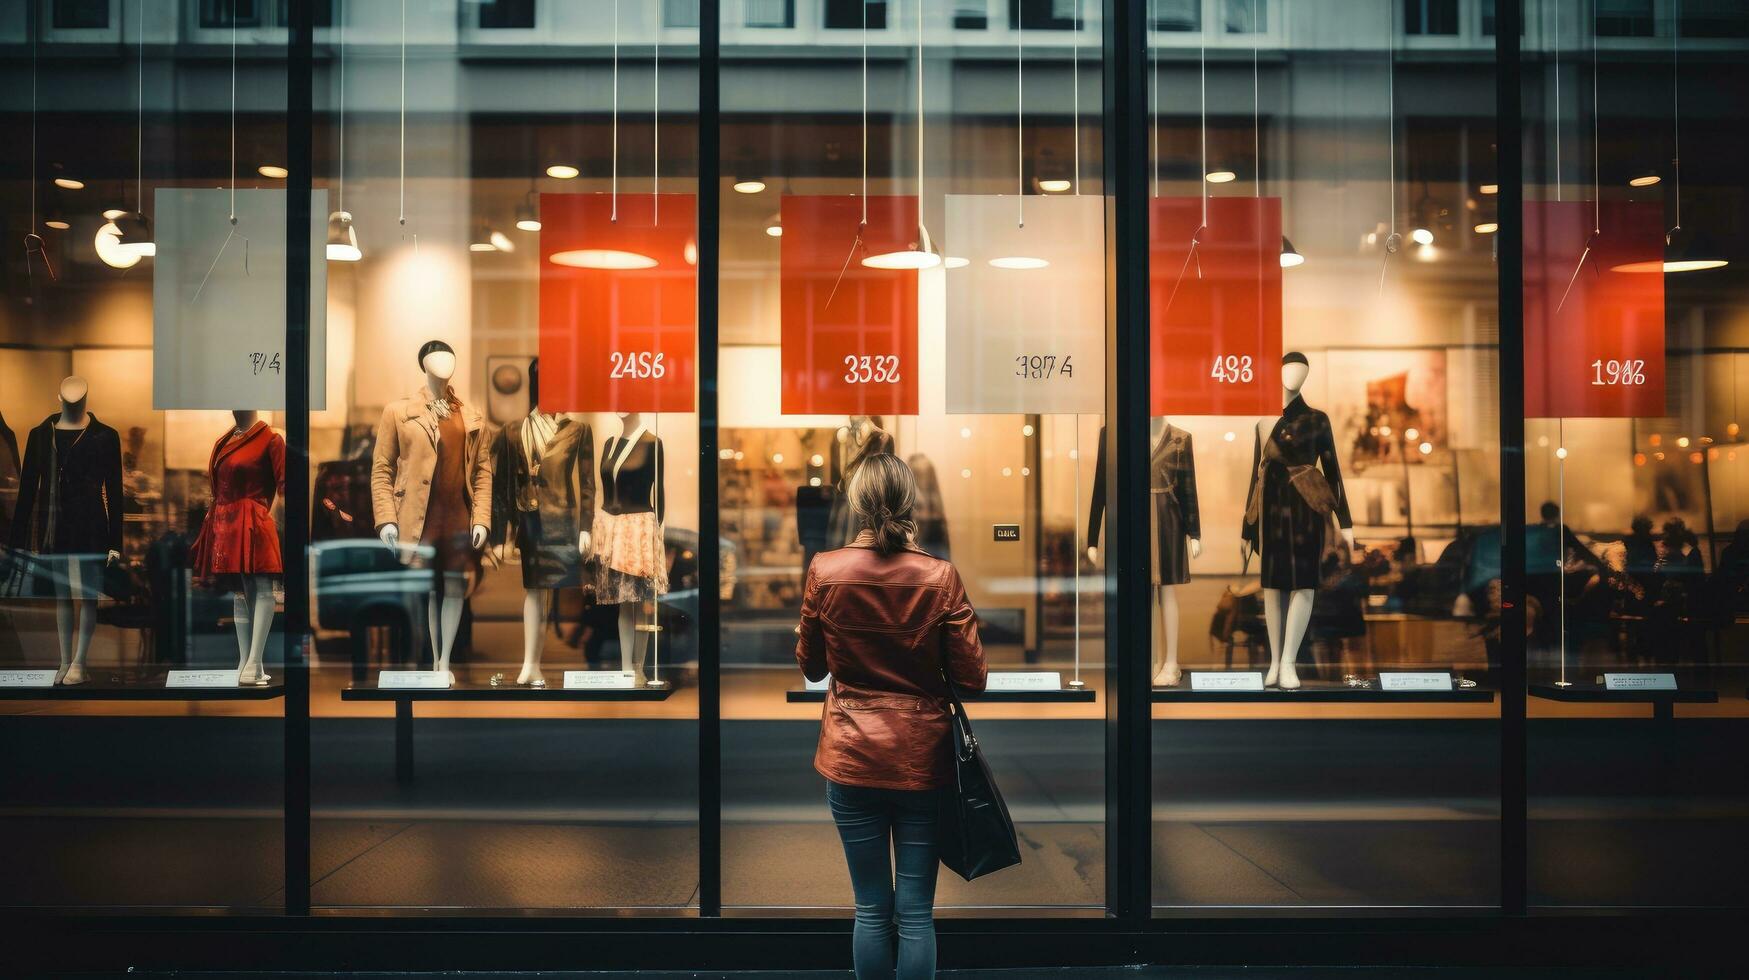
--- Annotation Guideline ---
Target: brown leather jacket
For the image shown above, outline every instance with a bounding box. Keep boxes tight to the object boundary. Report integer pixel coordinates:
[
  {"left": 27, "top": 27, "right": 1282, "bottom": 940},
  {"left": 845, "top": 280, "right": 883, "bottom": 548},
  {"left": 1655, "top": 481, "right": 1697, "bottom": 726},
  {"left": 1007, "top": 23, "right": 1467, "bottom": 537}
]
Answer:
[{"left": 796, "top": 532, "right": 987, "bottom": 791}]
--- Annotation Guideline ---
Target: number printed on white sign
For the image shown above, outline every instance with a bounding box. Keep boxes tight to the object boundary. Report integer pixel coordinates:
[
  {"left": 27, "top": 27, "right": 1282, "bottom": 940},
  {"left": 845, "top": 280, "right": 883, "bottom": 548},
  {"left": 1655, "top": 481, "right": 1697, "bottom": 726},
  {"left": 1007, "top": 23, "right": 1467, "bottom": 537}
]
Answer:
[
  {"left": 1014, "top": 354, "right": 1073, "bottom": 380},
  {"left": 248, "top": 351, "right": 283, "bottom": 376},
  {"left": 609, "top": 351, "right": 667, "bottom": 379},
  {"left": 1210, "top": 354, "right": 1255, "bottom": 384},
  {"left": 843, "top": 354, "right": 901, "bottom": 384}
]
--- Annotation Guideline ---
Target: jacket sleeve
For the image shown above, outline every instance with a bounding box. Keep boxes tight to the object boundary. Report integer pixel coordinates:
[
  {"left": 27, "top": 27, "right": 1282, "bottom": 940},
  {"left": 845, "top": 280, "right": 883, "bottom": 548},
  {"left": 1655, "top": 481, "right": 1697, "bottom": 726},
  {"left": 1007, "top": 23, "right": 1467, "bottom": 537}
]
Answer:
[
  {"left": 269, "top": 431, "right": 287, "bottom": 502},
  {"left": 370, "top": 406, "right": 399, "bottom": 532},
  {"left": 1087, "top": 426, "right": 1106, "bottom": 547},
  {"left": 488, "top": 427, "right": 512, "bottom": 548},
  {"left": 794, "top": 561, "right": 828, "bottom": 682},
  {"left": 103, "top": 428, "right": 124, "bottom": 555},
  {"left": 941, "top": 565, "right": 987, "bottom": 695},
  {"left": 1181, "top": 432, "right": 1201, "bottom": 540},
  {"left": 470, "top": 424, "right": 496, "bottom": 531},
  {"left": 577, "top": 423, "right": 596, "bottom": 534},
  {"left": 1318, "top": 413, "right": 1353, "bottom": 530},
  {"left": 1241, "top": 425, "right": 1262, "bottom": 546},
  {"left": 9, "top": 427, "right": 43, "bottom": 549},
  {"left": 654, "top": 436, "right": 666, "bottom": 524}
]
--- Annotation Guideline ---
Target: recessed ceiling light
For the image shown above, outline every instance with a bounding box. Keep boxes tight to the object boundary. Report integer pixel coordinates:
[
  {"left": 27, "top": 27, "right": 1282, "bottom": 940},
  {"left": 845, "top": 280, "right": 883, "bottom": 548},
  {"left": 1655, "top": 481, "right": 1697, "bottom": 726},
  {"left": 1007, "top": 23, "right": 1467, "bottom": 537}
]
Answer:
[
  {"left": 733, "top": 179, "right": 767, "bottom": 194},
  {"left": 53, "top": 177, "right": 85, "bottom": 190},
  {"left": 549, "top": 248, "right": 659, "bottom": 269},
  {"left": 1479, "top": 183, "right": 1499, "bottom": 195},
  {"left": 989, "top": 256, "right": 1050, "bottom": 270},
  {"left": 257, "top": 165, "right": 289, "bottom": 179},
  {"left": 1204, "top": 171, "right": 1237, "bottom": 183},
  {"left": 545, "top": 164, "right": 580, "bottom": 179},
  {"left": 1037, "top": 178, "right": 1072, "bottom": 193},
  {"left": 1473, "top": 222, "right": 1498, "bottom": 234}
]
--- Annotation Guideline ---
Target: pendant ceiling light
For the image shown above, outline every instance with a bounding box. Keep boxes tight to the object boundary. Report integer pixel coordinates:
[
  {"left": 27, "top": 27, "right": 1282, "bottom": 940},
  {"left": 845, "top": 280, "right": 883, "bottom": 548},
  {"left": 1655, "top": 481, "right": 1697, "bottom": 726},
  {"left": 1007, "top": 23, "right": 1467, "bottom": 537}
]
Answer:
[
  {"left": 988, "top": 11, "right": 1046, "bottom": 271},
  {"left": 1652, "top": 0, "right": 1726, "bottom": 273},
  {"left": 1279, "top": 236, "right": 1304, "bottom": 267},
  {"left": 116, "top": 0, "right": 154, "bottom": 257},
  {"left": 327, "top": 0, "right": 361, "bottom": 261},
  {"left": 1246, "top": 7, "right": 1300, "bottom": 270},
  {"left": 515, "top": 190, "right": 541, "bottom": 232},
  {"left": 864, "top": 0, "right": 941, "bottom": 270},
  {"left": 1376, "top": 0, "right": 1399, "bottom": 292}
]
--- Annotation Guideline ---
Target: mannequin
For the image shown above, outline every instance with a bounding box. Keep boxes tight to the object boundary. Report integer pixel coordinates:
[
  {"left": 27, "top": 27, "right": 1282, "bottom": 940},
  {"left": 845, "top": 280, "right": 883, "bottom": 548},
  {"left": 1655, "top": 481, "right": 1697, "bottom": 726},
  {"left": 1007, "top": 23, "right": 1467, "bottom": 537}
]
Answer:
[
  {"left": 372, "top": 341, "right": 493, "bottom": 684},
  {"left": 490, "top": 359, "right": 595, "bottom": 688},
  {"left": 826, "top": 416, "right": 894, "bottom": 548},
  {"left": 1241, "top": 352, "right": 1354, "bottom": 689},
  {"left": 1087, "top": 423, "right": 1202, "bottom": 686},
  {"left": 592, "top": 411, "right": 668, "bottom": 685},
  {"left": 9, "top": 377, "right": 123, "bottom": 686},
  {"left": 191, "top": 410, "right": 286, "bottom": 685}
]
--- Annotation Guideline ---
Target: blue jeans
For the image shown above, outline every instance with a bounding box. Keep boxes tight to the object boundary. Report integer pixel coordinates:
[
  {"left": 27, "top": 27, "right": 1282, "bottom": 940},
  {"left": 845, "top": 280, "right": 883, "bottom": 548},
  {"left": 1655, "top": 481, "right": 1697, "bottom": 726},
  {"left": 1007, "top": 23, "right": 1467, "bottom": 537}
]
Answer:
[{"left": 827, "top": 781, "right": 943, "bottom": 980}]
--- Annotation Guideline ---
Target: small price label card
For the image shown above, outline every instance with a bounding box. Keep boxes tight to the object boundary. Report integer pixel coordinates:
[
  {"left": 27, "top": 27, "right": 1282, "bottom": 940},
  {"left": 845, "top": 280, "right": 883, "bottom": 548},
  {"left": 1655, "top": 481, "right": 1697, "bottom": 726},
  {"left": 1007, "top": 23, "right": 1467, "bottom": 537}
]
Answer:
[
  {"left": 1603, "top": 672, "right": 1677, "bottom": 692},
  {"left": 984, "top": 671, "right": 1062, "bottom": 692},
  {"left": 1379, "top": 672, "right": 1454, "bottom": 692},
  {"left": 166, "top": 669, "right": 242, "bottom": 688},
  {"left": 805, "top": 673, "right": 832, "bottom": 692},
  {"left": 563, "top": 671, "right": 639, "bottom": 691},
  {"left": 378, "top": 670, "right": 451, "bottom": 690},
  {"left": 1191, "top": 671, "right": 1265, "bottom": 692},
  {"left": 0, "top": 669, "right": 59, "bottom": 688}
]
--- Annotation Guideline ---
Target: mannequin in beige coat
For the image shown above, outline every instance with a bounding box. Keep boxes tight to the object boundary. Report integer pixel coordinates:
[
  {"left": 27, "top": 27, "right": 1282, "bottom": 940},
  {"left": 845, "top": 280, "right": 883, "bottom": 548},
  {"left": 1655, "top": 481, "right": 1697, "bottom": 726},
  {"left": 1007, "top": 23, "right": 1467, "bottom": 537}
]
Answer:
[{"left": 372, "top": 342, "right": 493, "bottom": 683}]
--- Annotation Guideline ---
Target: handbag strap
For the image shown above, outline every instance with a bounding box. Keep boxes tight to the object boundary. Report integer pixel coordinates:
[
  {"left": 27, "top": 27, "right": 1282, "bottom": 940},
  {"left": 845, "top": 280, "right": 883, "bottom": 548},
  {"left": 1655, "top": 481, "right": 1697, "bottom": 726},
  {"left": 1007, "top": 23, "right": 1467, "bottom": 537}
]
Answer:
[{"left": 938, "top": 649, "right": 978, "bottom": 763}]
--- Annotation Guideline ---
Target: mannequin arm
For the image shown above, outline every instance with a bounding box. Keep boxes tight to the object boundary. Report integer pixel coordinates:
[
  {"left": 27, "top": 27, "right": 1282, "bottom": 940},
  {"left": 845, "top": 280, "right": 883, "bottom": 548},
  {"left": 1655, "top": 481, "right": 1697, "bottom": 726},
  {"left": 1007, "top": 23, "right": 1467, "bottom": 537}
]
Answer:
[{"left": 379, "top": 523, "right": 399, "bottom": 549}]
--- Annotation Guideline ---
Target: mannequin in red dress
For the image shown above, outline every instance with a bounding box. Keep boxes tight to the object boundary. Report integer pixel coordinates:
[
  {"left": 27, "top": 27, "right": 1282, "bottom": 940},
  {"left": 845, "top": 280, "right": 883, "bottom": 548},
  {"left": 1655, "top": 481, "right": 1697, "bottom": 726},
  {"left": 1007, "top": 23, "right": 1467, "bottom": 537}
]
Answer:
[{"left": 191, "top": 410, "right": 286, "bottom": 685}]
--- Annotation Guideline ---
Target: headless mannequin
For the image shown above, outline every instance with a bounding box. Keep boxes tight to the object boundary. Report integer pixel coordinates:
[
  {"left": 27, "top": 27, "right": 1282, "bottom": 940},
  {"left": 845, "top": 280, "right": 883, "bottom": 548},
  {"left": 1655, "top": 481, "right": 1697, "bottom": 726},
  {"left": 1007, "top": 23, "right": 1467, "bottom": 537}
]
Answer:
[
  {"left": 1241, "top": 361, "right": 1355, "bottom": 690},
  {"left": 50, "top": 377, "right": 115, "bottom": 686},
  {"left": 1087, "top": 422, "right": 1203, "bottom": 688},
  {"left": 226, "top": 410, "right": 276, "bottom": 686},
  {"left": 509, "top": 414, "right": 591, "bottom": 689},
  {"left": 378, "top": 349, "right": 487, "bottom": 683},
  {"left": 611, "top": 411, "right": 653, "bottom": 683}
]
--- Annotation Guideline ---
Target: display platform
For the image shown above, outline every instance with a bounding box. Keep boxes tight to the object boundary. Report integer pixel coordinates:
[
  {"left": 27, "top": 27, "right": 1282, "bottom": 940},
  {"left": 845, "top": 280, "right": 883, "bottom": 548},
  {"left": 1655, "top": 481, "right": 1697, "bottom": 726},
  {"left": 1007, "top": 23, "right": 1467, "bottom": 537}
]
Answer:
[
  {"left": 1151, "top": 681, "right": 1495, "bottom": 704},
  {"left": 785, "top": 687, "right": 1096, "bottom": 704},
  {"left": 343, "top": 675, "right": 678, "bottom": 783},
  {"left": 1529, "top": 682, "right": 1717, "bottom": 721},
  {"left": 0, "top": 670, "right": 286, "bottom": 701}
]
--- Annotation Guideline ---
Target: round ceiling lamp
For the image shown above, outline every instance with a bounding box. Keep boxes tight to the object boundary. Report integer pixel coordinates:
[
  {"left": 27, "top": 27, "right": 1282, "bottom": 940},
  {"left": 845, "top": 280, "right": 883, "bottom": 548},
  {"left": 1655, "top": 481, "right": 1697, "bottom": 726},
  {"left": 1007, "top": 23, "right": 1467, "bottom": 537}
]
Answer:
[
  {"left": 545, "top": 164, "right": 579, "bottom": 179},
  {"left": 1204, "top": 170, "right": 1237, "bottom": 183},
  {"left": 325, "top": 210, "right": 361, "bottom": 262},
  {"left": 549, "top": 248, "right": 658, "bottom": 270},
  {"left": 862, "top": 0, "right": 940, "bottom": 272},
  {"left": 53, "top": 177, "right": 85, "bottom": 190},
  {"left": 95, "top": 221, "right": 142, "bottom": 268},
  {"left": 733, "top": 178, "right": 767, "bottom": 194},
  {"left": 257, "top": 165, "right": 289, "bottom": 179},
  {"left": 989, "top": 255, "right": 1049, "bottom": 270}
]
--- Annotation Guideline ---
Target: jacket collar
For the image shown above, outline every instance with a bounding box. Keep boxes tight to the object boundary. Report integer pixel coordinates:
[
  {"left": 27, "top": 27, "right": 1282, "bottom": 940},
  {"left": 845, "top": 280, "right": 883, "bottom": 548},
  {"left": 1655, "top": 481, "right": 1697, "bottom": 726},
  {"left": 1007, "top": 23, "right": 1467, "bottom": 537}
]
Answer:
[
  {"left": 211, "top": 419, "right": 268, "bottom": 473},
  {"left": 403, "top": 385, "right": 483, "bottom": 446}
]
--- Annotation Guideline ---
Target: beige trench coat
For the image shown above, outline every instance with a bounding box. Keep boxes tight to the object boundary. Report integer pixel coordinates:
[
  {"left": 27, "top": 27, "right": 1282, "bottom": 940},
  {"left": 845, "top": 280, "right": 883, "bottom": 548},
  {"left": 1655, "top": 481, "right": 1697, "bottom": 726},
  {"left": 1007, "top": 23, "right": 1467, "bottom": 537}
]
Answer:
[{"left": 371, "top": 386, "right": 494, "bottom": 543}]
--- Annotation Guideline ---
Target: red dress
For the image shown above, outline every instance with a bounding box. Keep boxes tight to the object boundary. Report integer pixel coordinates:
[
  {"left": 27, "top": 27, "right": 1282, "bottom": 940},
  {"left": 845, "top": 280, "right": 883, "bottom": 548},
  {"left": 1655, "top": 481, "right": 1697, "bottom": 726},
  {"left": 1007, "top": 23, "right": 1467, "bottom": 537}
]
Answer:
[{"left": 191, "top": 421, "right": 286, "bottom": 588}]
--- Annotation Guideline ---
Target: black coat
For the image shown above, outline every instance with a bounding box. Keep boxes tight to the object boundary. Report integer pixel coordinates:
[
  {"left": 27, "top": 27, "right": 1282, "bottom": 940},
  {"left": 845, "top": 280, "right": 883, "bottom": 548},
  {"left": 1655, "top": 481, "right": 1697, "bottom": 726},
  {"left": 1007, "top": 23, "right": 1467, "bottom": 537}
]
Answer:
[
  {"left": 10, "top": 415, "right": 124, "bottom": 556},
  {"left": 601, "top": 431, "right": 665, "bottom": 521},
  {"left": 1149, "top": 425, "right": 1201, "bottom": 585},
  {"left": 491, "top": 415, "right": 596, "bottom": 589},
  {"left": 1243, "top": 397, "right": 1352, "bottom": 591}
]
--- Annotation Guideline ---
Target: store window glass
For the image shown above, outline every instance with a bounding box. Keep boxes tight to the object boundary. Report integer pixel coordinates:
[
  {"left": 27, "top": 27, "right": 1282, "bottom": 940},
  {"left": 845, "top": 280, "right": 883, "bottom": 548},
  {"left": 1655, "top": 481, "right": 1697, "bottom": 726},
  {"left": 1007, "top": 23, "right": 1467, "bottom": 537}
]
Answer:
[
  {"left": 1147, "top": 4, "right": 1503, "bottom": 912},
  {"left": 719, "top": 0, "right": 1109, "bottom": 913},
  {"left": 307, "top": 0, "right": 700, "bottom": 913},
  {"left": 1524, "top": 0, "right": 1749, "bottom": 909},
  {"left": 1, "top": 3, "right": 288, "bottom": 911}
]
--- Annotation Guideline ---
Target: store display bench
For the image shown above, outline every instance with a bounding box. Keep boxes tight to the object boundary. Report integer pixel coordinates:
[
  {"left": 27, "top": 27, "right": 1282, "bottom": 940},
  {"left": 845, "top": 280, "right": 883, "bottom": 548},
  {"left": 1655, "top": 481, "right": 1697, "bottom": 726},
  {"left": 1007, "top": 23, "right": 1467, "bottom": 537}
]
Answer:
[
  {"left": 342, "top": 680, "right": 676, "bottom": 783},
  {"left": 0, "top": 673, "right": 286, "bottom": 701},
  {"left": 1529, "top": 683, "right": 1717, "bottom": 722},
  {"left": 785, "top": 688, "right": 1096, "bottom": 704},
  {"left": 1150, "top": 682, "right": 1494, "bottom": 703}
]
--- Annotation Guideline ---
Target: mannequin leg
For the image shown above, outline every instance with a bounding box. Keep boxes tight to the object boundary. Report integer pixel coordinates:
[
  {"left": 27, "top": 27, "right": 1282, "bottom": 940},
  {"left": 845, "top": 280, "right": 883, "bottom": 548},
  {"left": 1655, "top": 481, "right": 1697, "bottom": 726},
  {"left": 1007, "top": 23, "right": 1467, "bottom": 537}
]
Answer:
[
  {"left": 1153, "top": 585, "right": 1182, "bottom": 686},
  {"left": 239, "top": 576, "right": 275, "bottom": 685},
  {"left": 53, "top": 561, "right": 74, "bottom": 685},
  {"left": 1278, "top": 589, "right": 1315, "bottom": 690},
  {"left": 231, "top": 592, "right": 253, "bottom": 670},
  {"left": 63, "top": 558, "right": 96, "bottom": 685},
  {"left": 1261, "top": 587, "right": 1285, "bottom": 687},
  {"left": 617, "top": 603, "right": 647, "bottom": 684},
  {"left": 434, "top": 574, "right": 466, "bottom": 681},
  {"left": 520, "top": 588, "right": 549, "bottom": 686}
]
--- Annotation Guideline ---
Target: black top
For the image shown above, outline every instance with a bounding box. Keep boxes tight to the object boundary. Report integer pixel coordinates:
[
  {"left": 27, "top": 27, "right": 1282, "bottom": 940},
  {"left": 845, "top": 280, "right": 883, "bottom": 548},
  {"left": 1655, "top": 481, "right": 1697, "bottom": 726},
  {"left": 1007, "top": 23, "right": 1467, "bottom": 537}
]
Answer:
[
  {"left": 600, "top": 431, "right": 665, "bottom": 522},
  {"left": 10, "top": 414, "right": 124, "bottom": 555},
  {"left": 489, "top": 415, "right": 597, "bottom": 546}
]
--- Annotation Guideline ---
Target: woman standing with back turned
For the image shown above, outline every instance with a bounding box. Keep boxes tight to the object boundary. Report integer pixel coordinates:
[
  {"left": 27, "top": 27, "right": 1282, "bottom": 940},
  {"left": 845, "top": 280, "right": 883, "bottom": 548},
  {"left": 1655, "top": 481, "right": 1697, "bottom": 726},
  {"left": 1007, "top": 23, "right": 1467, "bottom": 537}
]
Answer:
[{"left": 795, "top": 453, "right": 987, "bottom": 980}]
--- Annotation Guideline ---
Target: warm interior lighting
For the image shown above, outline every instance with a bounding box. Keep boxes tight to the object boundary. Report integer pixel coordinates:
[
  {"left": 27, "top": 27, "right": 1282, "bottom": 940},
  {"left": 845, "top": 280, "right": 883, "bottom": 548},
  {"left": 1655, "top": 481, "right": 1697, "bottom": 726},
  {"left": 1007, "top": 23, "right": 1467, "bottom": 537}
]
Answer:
[
  {"left": 325, "top": 210, "right": 361, "bottom": 262},
  {"left": 1204, "top": 170, "right": 1237, "bottom": 183},
  {"left": 545, "top": 164, "right": 580, "bottom": 179},
  {"left": 1628, "top": 173, "right": 1661, "bottom": 187},
  {"left": 95, "top": 221, "right": 142, "bottom": 269},
  {"left": 944, "top": 256, "right": 970, "bottom": 269},
  {"left": 45, "top": 219, "right": 71, "bottom": 230},
  {"left": 549, "top": 248, "right": 659, "bottom": 270},
  {"left": 1037, "top": 178, "right": 1072, "bottom": 193},
  {"left": 1473, "top": 221, "right": 1499, "bottom": 234},
  {"left": 516, "top": 218, "right": 543, "bottom": 232},
  {"left": 1612, "top": 259, "right": 1729, "bottom": 273},
  {"left": 1279, "top": 236, "right": 1304, "bottom": 268},
  {"left": 489, "top": 230, "right": 515, "bottom": 253},
  {"left": 53, "top": 177, "right": 85, "bottom": 190},
  {"left": 733, "top": 179, "right": 767, "bottom": 194},
  {"left": 988, "top": 255, "right": 1050, "bottom": 270},
  {"left": 862, "top": 223, "right": 941, "bottom": 270},
  {"left": 1410, "top": 227, "right": 1435, "bottom": 246},
  {"left": 257, "top": 165, "right": 289, "bottom": 179},
  {"left": 469, "top": 242, "right": 497, "bottom": 252},
  {"left": 113, "top": 211, "right": 154, "bottom": 256},
  {"left": 102, "top": 208, "right": 127, "bottom": 220},
  {"left": 764, "top": 223, "right": 783, "bottom": 238},
  {"left": 1479, "top": 183, "right": 1499, "bottom": 195},
  {"left": 514, "top": 196, "right": 541, "bottom": 232}
]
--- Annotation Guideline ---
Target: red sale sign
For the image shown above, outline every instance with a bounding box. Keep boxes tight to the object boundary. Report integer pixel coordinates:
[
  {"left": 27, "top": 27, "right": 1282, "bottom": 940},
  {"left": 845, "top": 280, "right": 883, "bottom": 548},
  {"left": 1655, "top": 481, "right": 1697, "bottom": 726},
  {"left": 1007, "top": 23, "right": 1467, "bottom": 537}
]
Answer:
[
  {"left": 538, "top": 193, "right": 696, "bottom": 413},
  {"left": 1149, "top": 196, "right": 1282, "bottom": 417},
  {"left": 780, "top": 195, "right": 920, "bottom": 416},
  {"left": 1523, "top": 200, "right": 1665, "bottom": 419}
]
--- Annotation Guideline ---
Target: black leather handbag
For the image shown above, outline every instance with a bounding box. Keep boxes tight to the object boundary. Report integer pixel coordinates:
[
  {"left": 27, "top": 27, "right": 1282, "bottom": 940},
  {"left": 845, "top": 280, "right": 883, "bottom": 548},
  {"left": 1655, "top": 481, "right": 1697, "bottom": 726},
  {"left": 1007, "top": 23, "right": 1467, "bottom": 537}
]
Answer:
[{"left": 936, "top": 657, "right": 1021, "bottom": 882}]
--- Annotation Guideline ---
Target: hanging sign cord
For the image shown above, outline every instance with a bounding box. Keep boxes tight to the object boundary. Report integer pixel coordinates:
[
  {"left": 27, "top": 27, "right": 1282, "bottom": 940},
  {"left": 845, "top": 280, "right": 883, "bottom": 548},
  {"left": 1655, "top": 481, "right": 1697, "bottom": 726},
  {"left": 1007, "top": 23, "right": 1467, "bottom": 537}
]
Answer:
[
  {"left": 1554, "top": 0, "right": 1562, "bottom": 202},
  {"left": 337, "top": 0, "right": 346, "bottom": 216},
  {"left": 1670, "top": 0, "right": 1682, "bottom": 239},
  {"left": 653, "top": 16, "right": 660, "bottom": 224},
  {"left": 1071, "top": 0, "right": 1080, "bottom": 195},
  {"left": 1558, "top": 0, "right": 1604, "bottom": 312},
  {"left": 611, "top": 0, "right": 620, "bottom": 222},
  {"left": 137, "top": 0, "right": 146, "bottom": 215},
  {"left": 1380, "top": 0, "right": 1397, "bottom": 296},
  {"left": 1017, "top": 10, "right": 1025, "bottom": 227},
  {"left": 1150, "top": 0, "right": 1159, "bottom": 199},
  {"left": 398, "top": 0, "right": 407, "bottom": 234},
  {"left": 862, "top": 0, "right": 868, "bottom": 227}
]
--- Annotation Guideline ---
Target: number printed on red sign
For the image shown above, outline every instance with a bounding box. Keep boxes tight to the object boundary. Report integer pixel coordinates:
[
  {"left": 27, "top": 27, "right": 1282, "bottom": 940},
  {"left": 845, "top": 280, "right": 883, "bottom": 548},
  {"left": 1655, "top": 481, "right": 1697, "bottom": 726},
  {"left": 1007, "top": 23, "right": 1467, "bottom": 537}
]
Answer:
[
  {"left": 1590, "top": 358, "right": 1646, "bottom": 386},
  {"left": 1209, "top": 354, "right": 1254, "bottom": 384},
  {"left": 609, "top": 351, "right": 667, "bottom": 380},
  {"left": 843, "top": 354, "right": 901, "bottom": 384}
]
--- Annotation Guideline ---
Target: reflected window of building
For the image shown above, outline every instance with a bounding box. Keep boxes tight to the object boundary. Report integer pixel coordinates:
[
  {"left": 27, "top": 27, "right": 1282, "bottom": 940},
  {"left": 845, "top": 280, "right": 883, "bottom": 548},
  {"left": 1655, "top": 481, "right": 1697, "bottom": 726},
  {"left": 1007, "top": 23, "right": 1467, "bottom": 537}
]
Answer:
[
  {"left": 1404, "top": 0, "right": 1460, "bottom": 35},
  {"left": 476, "top": 0, "right": 537, "bottom": 30},
  {"left": 826, "top": 0, "right": 887, "bottom": 30},
  {"left": 666, "top": 0, "right": 701, "bottom": 28},
  {"left": 51, "top": 0, "right": 110, "bottom": 29},
  {"left": 1596, "top": 0, "right": 1655, "bottom": 37},
  {"left": 747, "top": 0, "right": 796, "bottom": 28},
  {"left": 1153, "top": 0, "right": 1201, "bottom": 33},
  {"left": 1223, "top": 0, "right": 1267, "bottom": 34},
  {"left": 954, "top": 0, "right": 989, "bottom": 30},
  {"left": 1011, "top": 0, "right": 1080, "bottom": 31}
]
